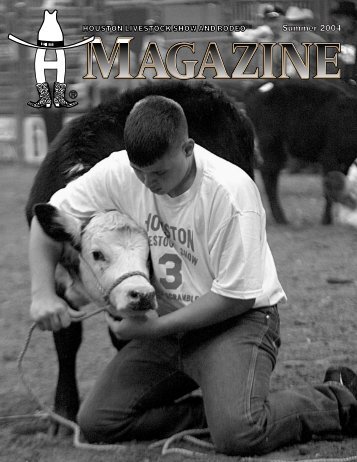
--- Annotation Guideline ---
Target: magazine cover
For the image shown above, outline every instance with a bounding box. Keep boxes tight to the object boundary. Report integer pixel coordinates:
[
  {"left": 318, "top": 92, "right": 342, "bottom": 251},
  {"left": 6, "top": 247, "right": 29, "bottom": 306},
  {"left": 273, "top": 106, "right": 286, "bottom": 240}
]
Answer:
[{"left": 1, "top": 1, "right": 357, "bottom": 461}]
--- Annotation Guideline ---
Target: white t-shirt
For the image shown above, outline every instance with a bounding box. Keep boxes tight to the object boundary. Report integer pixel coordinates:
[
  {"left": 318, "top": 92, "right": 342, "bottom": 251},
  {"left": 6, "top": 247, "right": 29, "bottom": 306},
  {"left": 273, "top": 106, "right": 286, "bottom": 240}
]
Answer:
[{"left": 51, "top": 144, "right": 287, "bottom": 314}]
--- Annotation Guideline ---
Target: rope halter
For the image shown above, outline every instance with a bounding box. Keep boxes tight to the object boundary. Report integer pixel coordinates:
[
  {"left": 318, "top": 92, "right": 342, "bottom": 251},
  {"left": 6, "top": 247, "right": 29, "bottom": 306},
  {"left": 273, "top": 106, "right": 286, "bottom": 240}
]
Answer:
[{"left": 78, "top": 253, "right": 151, "bottom": 311}]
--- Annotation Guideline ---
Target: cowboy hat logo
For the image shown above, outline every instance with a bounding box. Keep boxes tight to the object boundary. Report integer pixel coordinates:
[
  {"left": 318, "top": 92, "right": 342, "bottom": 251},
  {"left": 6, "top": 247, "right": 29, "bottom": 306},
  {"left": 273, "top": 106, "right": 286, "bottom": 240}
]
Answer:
[{"left": 8, "top": 10, "right": 94, "bottom": 108}]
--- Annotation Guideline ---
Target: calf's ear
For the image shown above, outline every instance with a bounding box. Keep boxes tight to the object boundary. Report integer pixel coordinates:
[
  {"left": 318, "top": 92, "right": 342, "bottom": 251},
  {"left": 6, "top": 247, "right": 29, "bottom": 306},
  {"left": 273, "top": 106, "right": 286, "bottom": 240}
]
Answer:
[{"left": 33, "top": 203, "right": 82, "bottom": 250}]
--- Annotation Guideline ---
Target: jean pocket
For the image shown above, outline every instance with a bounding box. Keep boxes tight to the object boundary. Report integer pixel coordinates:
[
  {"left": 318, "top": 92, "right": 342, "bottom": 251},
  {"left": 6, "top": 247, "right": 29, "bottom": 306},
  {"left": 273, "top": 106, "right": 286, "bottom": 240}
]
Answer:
[
  {"left": 262, "top": 307, "right": 281, "bottom": 367},
  {"left": 266, "top": 307, "right": 281, "bottom": 345}
]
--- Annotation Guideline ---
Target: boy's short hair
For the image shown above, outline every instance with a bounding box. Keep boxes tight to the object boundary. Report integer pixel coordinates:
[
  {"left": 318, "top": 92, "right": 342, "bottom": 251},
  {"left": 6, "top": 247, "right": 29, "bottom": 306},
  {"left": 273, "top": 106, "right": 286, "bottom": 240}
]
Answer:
[{"left": 124, "top": 95, "right": 188, "bottom": 167}]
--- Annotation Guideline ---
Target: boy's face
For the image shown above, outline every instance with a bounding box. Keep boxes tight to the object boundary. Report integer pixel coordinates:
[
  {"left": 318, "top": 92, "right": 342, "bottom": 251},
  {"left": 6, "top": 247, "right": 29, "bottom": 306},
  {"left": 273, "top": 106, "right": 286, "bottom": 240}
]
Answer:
[{"left": 130, "top": 139, "right": 195, "bottom": 197}]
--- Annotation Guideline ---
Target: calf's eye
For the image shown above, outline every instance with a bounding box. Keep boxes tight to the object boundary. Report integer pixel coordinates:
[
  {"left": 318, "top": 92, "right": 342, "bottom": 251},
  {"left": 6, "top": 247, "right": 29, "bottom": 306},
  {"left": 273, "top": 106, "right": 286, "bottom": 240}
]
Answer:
[{"left": 92, "top": 250, "right": 105, "bottom": 261}]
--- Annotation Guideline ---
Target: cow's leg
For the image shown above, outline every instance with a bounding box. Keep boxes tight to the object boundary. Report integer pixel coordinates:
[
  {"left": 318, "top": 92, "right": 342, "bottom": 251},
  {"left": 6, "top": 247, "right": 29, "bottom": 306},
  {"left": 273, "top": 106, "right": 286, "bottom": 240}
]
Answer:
[
  {"left": 51, "top": 297, "right": 127, "bottom": 437},
  {"left": 322, "top": 189, "right": 333, "bottom": 225},
  {"left": 261, "top": 166, "right": 287, "bottom": 224},
  {"left": 258, "top": 137, "right": 288, "bottom": 224},
  {"left": 259, "top": 141, "right": 288, "bottom": 224},
  {"left": 52, "top": 319, "right": 82, "bottom": 436},
  {"left": 321, "top": 157, "right": 345, "bottom": 225},
  {"left": 50, "top": 275, "right": 84, "bottom": 436}
]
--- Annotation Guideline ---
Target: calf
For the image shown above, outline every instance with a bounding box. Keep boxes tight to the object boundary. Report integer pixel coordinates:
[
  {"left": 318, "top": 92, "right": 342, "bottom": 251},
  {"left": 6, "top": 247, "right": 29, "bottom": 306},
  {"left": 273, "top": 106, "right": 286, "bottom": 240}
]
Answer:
[
  {"left": 244, "top": 80, "right": 357, "bottom": 224},
  {"left": 26, "top": 80, "right": 255, "bottom": 432},
  {"left": 34, "top": 204, "right": 156, "bottom": 319}
]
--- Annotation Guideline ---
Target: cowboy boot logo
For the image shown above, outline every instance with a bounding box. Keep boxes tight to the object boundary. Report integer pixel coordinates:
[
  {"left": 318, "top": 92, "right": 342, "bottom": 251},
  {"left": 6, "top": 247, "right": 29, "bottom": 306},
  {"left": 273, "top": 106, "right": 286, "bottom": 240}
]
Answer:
[{"left": 8, "top": 10, "right": 94, "bottom": 109}]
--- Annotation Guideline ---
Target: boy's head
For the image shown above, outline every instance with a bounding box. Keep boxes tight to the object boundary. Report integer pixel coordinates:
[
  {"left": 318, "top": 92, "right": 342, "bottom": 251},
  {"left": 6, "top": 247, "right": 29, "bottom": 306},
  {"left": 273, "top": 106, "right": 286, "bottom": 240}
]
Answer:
[
  {"left": 124, "top": 95, "right": 195, "bottom": 197},
  {"left": 124, "top": 95, "right": 188, "bottom": 167}
]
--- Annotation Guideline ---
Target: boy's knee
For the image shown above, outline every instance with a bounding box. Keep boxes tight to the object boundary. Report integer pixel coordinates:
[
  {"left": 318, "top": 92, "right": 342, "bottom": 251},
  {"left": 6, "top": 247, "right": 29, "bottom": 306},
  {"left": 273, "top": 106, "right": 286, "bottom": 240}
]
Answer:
[
  {"left": 77, "top": 406, "right": 103, "bottom": 443},
  {"left": 77, "top": 405, "right": 131, "bottom": 444},
  {"left": 211, "top": 418, "right": 267, "bottom": 456}
]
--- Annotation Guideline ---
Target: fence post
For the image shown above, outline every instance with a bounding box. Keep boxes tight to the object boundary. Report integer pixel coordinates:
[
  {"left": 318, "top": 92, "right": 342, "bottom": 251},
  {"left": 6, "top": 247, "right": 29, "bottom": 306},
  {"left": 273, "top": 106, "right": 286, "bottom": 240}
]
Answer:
[
  {"left": 14, "top": 43, "right": 28, "bottom": 161},
  {"left": 10, "top": 2, "right": 31, "bottom": 162}
]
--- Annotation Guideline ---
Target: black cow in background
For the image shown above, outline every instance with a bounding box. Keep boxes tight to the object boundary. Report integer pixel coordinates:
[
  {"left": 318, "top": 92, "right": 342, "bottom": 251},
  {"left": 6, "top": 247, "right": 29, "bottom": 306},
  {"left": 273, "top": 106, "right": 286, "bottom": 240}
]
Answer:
[
  {"left": 244, "top": 79, "right": 357, "bottom": 224},
  {"left": 25, "top": 81, "right": 255, "bottom": 431}
]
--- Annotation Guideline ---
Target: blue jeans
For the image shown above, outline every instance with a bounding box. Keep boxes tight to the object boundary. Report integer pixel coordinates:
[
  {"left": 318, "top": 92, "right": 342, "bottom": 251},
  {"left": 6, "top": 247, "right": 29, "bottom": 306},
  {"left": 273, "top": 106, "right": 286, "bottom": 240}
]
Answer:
[{"left": 78, "top": 306, "right": 357, "bottom": 455}]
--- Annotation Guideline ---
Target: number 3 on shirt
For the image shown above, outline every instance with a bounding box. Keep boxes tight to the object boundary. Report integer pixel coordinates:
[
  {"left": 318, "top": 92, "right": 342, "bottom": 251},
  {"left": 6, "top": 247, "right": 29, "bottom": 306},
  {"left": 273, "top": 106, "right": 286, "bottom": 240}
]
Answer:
[{"left": 159, "top": 253, "right": 182, "bottom": 289}]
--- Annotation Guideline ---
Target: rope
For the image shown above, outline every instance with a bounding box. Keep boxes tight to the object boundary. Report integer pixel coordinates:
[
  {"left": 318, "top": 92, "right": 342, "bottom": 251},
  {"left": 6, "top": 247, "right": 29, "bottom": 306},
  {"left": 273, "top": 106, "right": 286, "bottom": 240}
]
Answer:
[
  {"left": 17, "top": 311, "right": 125, "bottom": 452},
  {"left": 0, "top": 410, "right": 48, "bottom": 423},
  {"left": 14, "top": 261, "right": 151, "bottom": 452},
  {"left": 149, "top": 428, "right": 214, "bottom": 457},
  {"left": 103, "top": 271, "right": 150, "bottom": 305}
]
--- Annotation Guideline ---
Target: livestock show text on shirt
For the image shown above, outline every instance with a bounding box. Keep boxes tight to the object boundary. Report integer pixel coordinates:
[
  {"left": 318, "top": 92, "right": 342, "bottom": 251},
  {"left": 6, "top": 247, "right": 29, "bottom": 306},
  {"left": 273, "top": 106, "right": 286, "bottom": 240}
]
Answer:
[{"left": 145, "top": 212, "right": 198, "bottom": 305}]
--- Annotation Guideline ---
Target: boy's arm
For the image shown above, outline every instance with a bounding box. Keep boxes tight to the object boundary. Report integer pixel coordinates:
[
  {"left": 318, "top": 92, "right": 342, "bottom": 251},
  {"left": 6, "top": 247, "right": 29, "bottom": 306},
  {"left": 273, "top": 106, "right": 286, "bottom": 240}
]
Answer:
[
  {"left": 29, "top": 155, "right": 125, "bottom": 330},
  {"left": 156, "top": 291, "right": 254, "bottom": 335},
  {"left": 29, "top": 217, "right": 82, "bottom": 331},
  {"left": 106, "top": 291, "right": 255, "bottom": 340}
]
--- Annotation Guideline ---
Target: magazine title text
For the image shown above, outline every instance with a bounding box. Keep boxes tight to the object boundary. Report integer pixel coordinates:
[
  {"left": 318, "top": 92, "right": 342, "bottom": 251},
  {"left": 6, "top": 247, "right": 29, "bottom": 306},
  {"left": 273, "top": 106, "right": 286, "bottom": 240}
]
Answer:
[{"left": 83, "top": 38, "right": 342, "bottom": 80}]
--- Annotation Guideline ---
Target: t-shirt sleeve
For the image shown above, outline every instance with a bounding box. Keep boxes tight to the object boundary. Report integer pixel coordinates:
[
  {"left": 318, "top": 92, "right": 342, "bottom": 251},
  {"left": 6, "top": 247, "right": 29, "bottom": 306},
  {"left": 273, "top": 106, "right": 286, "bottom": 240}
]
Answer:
[
  {"left": 50, "top": 154, "right": 124, "bottom": 220},
  {"left": 210, "top": 211, "right": 264, "bottom": 299}
]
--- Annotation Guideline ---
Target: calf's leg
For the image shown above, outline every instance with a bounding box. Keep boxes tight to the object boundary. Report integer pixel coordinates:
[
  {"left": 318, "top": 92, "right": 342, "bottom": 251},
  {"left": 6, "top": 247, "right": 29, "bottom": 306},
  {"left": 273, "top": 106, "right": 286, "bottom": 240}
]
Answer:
[
  {"left": 49, "top": 280, "right": 83, "bottom": 435},
  {"left": 52, "top": 320, "right": 82, "bottom": 435}
]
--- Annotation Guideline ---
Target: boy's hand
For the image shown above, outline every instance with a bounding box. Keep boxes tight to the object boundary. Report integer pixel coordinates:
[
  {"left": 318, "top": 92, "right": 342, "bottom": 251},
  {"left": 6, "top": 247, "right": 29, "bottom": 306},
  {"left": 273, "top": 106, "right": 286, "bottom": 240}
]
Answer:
[
  {"left": 105, "top": 310, "right": 159, "bottom": 340},
  {"left": 30, "top": 294, "right": 83, "bottom": 331}
]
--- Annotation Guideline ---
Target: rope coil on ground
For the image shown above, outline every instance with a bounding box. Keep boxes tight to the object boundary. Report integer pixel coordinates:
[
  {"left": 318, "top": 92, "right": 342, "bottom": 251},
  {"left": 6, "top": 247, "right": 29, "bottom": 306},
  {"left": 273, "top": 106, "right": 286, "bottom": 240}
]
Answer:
[{"left": 149, "top": 428, "right": 214, "bottom": 456}]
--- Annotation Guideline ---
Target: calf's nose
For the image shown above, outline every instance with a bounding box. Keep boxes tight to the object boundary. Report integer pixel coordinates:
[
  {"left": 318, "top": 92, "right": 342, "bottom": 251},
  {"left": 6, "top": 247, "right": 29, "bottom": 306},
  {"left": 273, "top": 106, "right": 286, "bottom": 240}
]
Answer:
[
  {"left": 128, "top": 290, "right": 157, "bottom": 311},
  {"left": 129, "top": 290, "right": 140, "bottom": 300}
]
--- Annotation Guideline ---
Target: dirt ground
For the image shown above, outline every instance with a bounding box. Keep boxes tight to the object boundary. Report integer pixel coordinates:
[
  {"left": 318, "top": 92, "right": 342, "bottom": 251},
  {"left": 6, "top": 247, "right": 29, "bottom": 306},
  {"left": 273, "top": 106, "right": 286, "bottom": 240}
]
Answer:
[{"left": 1, "top": 164, "right": 357, "bottom": 462}]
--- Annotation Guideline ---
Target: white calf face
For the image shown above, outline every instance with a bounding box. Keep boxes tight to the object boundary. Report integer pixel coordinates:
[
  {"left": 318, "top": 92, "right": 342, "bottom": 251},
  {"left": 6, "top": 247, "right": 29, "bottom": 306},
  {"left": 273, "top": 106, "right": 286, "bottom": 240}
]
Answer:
[
  {"left": 34, "top": 205, "right": 157, "bottom": 318},
  {"left": 80, "top": 212, "right": 157, "bottom": 318}
]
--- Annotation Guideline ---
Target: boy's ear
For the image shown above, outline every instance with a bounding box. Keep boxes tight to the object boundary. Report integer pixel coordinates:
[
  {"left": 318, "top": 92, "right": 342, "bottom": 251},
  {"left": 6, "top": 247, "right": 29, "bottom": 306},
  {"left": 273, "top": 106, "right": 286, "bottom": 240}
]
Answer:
[
  {"left": 33, "top": 203, "right": 82, "bottom": 250},
  {"left": 184, "top": 138, "right": 195, "bottom": 157}
]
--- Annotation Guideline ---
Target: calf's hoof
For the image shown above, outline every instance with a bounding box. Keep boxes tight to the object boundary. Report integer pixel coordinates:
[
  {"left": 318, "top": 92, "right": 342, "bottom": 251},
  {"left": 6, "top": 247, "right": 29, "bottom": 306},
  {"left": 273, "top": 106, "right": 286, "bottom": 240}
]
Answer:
[
  {"left": 48, "top": 419, "right": 73, "bottom": 437},
  {"left": 272, "top": 213, "right": 288, "bottom": 225},
  {"left": 322, "top": 214, "right": 333, "bottom": 225}
]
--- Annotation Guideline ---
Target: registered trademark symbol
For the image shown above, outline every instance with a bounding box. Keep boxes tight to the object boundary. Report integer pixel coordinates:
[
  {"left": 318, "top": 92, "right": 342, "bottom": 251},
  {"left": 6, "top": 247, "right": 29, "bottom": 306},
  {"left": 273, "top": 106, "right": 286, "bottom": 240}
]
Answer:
[{"left": 69, "top": 90, "right": 78, "bottom": 99}]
